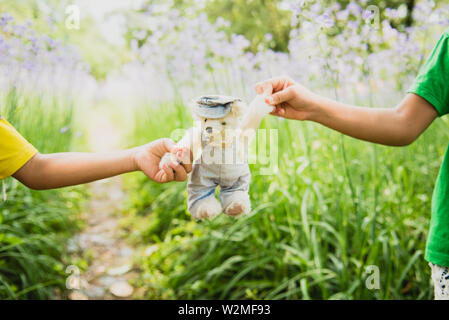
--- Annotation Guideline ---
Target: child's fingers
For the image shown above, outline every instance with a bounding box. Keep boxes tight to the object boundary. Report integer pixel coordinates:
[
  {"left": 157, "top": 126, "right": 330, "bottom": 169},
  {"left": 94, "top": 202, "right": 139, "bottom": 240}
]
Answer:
[
  {"left": 256, "top": 76, "right": 294, "bottom": 95},
  {"left": 254, "top": 82, "right": 265, "bottom": 94},
  {"left": 182, "top": 163, "right": 192, "bottom": 174},
  {"left": 270, "top": 106, "right": 285, "bottom": 117},
  {"left": 170, "top": 161, "right": 187, "bottom": 181},
  {"left": 254, "top": 81, "right": 273, "bottom": 95},
  {"left": 175, "top": 147, "right": 189, "bottom": 161},
  {"left": 266, "top": 87, "right": 294, "bottom": 106},
  {"left": 179, "top": 156, "right": 192, "bottom": 173},
  {"left": 161, "top": 164, "right": 175, "bottom": 182},
  {"left": 160, "top": 138, "right": 176, "bottom": 156},
  {"left": 261, "top": 82, "right": 273, "bottom": 95},
  {"left": 169, "top": 146, "right": 180, "bottom": 156},
  {"left": 175, "top": 147, "right": 193, "bottom": 173},
  {"left": 170, "top": 147, "right": 188, "bottom": 160}
]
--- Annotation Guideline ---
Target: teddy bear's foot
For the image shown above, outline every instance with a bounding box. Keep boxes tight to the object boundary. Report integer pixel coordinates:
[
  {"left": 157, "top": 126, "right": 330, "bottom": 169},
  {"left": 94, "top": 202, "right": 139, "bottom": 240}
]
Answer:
[
  {"left": 191, "top": 196, "right": 222, "bottom": 220},
  {"left": 224, "top": 197, "right": 251, "bottom": 218}
]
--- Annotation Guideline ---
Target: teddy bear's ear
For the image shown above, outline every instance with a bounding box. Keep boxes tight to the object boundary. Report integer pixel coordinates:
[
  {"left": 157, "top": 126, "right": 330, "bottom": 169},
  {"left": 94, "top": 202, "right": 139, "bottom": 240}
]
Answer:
[{"left": 230, "top": 100, "right": 246, "bottom": 119}]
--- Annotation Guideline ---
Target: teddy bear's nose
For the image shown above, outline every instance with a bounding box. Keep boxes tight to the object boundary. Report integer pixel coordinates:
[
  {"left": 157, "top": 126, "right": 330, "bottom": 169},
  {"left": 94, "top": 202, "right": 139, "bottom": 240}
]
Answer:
[{"left": 205, "top": 127, "right": 213, "bottom": 133}]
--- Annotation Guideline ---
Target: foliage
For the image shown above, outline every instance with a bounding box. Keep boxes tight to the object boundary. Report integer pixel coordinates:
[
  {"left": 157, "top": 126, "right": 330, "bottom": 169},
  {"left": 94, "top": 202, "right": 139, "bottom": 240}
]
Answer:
[
  {"left": 0, "top": 12, "right": 92, "bottom": 299},
  {"left": 2, "top": 0, "right": 449, "bottom": 300},
  {"left": 1, "top": 0, "right": 125, "bottom": 79},
  {"left": 122, "top": 100, "right": 446, "bottom": 299},
  {"left": 138, "top": 0, "right": 435, "bottom": 54},
  {"left": 113, "top": 0, "right": 449, "bottom": 299},
  {"left": 205, "top": 0, "right": 292, "bottom": 52}
]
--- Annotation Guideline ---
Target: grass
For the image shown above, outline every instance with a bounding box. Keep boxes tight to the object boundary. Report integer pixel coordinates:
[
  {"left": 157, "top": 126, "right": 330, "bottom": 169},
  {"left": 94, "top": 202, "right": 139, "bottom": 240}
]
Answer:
[
  {"left": 120, "top": 99, "right": 448, "bottom": 300},
  {"left": 0, "top": 87, "right": 86, "bottom": 299}
]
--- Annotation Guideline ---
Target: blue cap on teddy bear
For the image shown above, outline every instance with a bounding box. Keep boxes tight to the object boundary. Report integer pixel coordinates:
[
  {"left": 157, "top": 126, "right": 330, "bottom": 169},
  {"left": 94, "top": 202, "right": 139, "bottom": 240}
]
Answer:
[{"left": 194, "top": 95, "right": 241, "bottom": 119}]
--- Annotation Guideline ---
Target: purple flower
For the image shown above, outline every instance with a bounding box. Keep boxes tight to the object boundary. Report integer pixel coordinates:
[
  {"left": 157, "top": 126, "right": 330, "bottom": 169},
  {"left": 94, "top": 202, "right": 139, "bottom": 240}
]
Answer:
[
  {"left": 336, "top": 9, "right": 350, "bottom": 21},
  {"left": 310, "top": 3, "right": 322, "bottom": 14},
  {"left": 347, "top": 20, "right": 359, "bottom": 30},
  {"left": 23, "top": 60, "right": 35, "bottom": 71},
  {"left": 0, "top": 12, "right": 14, "bottom": 27},
  {"left": 317, "top": 13, "right": 335, "bottom": 28},
  {"left": 362, "top": 9, "right": 375, "bottom": 21},
  {"left": 290, "top": 1, "right": 304, "bottom": 15},
  {"left": 60, "top": 126, "right": 70, "bottom": 134},
  {"left": 347, "top": 2, "right": 362, "bottom": 15},
  {"left": 11, "top": 24, "right": 27, "bottom": 37}
]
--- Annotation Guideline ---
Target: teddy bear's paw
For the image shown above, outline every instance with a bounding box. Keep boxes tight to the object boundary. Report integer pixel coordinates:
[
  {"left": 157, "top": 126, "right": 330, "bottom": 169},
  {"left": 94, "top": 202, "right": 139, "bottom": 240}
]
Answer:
[
  {"left": 159, "top": 152, "right": 180, "bottom": 170},
  {"left": 224, "top": 200, "right": 251, "bottom": 217},
  {"left": 192, "top": 197, "right": 222, "bottom": 220}
]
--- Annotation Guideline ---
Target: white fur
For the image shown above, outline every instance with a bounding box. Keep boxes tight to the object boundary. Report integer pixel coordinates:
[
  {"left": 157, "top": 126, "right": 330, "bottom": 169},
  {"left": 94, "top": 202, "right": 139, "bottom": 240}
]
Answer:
[
  {"left": 240, "top": 94, "right": 274, "bottom": 141},
  {"left": 190, "top": 195, "right": 222, "bottom": 220}
]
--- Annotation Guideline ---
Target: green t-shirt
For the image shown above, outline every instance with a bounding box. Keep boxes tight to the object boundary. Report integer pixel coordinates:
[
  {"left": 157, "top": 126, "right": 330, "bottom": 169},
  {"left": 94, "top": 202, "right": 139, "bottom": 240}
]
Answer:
[{"left": 408, "top": 29, "right": 449, "bottom": 267}]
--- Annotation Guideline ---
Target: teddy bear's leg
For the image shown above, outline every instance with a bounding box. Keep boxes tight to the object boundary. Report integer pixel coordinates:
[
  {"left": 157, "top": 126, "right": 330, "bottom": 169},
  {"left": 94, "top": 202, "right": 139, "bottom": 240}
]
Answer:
[
  {"left": 187, "top": 160, "right": 222, "bottom": 220},
  {"left": 190, "top": 194, "right": 222, "bottom": 220},
  {"left": 218, "top": 165, "right": 251, "bottom": 217},
  {"left": 220, "top": 191, "right": 251, "bottom": 217}
]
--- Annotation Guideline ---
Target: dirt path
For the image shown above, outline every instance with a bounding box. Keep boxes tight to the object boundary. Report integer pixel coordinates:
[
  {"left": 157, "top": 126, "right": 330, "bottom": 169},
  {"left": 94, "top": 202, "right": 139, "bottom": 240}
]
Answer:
[{"left": 66, "top": 114, "right": 140, "bottom": 300}]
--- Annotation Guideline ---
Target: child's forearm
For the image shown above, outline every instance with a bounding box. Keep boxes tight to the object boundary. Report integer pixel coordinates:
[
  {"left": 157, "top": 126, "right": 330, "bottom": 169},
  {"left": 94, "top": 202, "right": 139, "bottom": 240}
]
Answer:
[
  {"left": 13, "top": 149, "right": 138, "bottom": 190},
  {"left": 309, "top": 93, "right": 438, "bottom": 146},
  {"left": 311, "top": 97, "right": 410, "bottom": 145}
]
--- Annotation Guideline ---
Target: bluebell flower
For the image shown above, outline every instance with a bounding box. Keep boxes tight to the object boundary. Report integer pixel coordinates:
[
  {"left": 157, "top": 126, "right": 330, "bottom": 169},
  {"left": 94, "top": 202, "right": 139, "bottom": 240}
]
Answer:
[
  {"left": 0, "top": 12, "right": 14, "bottom": 27},
  {"left": 60, "top": 126, "right": 70, "bottom": 134},
  {"left": 317, "top": 13, "right": 335, "bottom": 29},
  {"left": 336, "top": 9, "right": 350, "bottom": 21}
]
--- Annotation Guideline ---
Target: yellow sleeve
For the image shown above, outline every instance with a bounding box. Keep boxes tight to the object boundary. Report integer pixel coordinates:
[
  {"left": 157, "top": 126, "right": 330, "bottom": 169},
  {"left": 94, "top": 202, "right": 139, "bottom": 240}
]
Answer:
[{"left": 0, "top": 116, "right": 38, "bottom": 179}]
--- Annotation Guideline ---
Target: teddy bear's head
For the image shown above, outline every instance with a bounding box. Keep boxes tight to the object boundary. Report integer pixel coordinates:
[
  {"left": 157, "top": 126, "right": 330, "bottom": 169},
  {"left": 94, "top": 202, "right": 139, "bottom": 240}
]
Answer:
[{"left": 190, "top": 95, "right": 246, "bottom": 146}]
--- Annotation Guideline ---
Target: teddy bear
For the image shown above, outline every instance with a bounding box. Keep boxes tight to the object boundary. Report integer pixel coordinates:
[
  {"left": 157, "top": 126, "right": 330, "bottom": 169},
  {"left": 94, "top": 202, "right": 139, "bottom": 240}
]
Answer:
[{"left": 160, "top": 94, "right": 273, "bottom": 220}]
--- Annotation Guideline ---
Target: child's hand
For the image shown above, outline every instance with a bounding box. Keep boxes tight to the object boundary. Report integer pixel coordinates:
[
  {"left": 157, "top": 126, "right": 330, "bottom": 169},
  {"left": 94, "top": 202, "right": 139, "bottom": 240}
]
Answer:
[
  {"left": 254, "top": 76, "right": 319, "bottom": 121},
  {"left": 159, "top": 147, "right": 192, "bottom": 171},
  {"left": 133, "top": 138, "right": 192, "bottom": 183}
]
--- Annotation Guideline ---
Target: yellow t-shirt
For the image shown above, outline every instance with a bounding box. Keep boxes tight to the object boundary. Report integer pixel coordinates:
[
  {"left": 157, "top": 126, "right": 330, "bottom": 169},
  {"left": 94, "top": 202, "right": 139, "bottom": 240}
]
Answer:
[{"left": 0, "top": 116, "right": 38, "bottom": 179}]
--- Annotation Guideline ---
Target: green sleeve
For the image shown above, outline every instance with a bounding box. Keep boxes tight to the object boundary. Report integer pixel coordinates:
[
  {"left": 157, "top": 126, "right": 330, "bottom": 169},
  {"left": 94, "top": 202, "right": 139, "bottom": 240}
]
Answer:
[{"left": 408, "top": 31, "right": 449, "bottom": 117}]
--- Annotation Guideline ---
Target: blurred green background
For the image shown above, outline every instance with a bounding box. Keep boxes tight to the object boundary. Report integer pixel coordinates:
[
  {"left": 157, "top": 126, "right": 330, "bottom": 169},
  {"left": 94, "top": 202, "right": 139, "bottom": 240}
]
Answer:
[{"left": 1, "top": 0, "right": 449, "bottom": 300}]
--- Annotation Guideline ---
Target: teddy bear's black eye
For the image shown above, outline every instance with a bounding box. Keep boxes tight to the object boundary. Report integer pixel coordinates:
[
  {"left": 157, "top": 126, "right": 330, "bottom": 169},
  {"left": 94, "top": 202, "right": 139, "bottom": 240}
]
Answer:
[
  {"left": 204, "top": 119, "right": 207, "bottom": 123},
  {"left": 221, "top": 122, "right": 226, "bottom": 125}
]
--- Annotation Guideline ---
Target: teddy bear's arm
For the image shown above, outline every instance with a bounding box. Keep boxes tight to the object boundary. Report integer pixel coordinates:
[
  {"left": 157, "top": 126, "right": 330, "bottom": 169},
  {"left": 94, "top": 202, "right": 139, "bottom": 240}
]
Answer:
[
  {"left": 176, "top": 127, "right": 202, "bottom": 160},
  {"left": 240, "top": 94, "right": 274, "bottom": 140},
  {"left": 159, "top": 127, "right": 201, "bottom": 169}
]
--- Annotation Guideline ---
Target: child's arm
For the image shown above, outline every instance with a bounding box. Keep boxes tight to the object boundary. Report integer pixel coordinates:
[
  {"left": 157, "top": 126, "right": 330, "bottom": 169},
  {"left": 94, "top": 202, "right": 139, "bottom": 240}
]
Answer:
[
  {"left": 13, "top": 138, "right": 191, "bottom": 190},
  {"left": 255, "top": 76, "right": 438, "bottom": 146}
]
